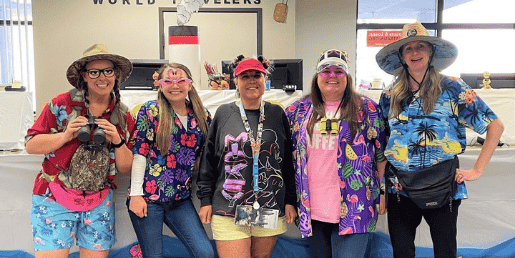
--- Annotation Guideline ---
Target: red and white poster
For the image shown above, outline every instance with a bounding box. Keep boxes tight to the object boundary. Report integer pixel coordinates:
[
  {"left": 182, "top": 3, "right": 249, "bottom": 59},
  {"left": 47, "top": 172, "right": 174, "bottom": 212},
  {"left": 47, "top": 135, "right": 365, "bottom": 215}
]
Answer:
[{"left": 367, "top": 31, "right": 402, "bottom": 47}]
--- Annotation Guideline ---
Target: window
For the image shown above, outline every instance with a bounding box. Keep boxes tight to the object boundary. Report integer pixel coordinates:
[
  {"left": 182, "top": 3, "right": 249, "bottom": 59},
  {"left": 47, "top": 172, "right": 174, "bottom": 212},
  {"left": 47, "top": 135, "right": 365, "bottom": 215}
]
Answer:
[
  {"left": 0, "top": 0, "right": 35, "bottom": 102},
  {"left": 356, "top": 0, "right": 515, "bottom": 90}
]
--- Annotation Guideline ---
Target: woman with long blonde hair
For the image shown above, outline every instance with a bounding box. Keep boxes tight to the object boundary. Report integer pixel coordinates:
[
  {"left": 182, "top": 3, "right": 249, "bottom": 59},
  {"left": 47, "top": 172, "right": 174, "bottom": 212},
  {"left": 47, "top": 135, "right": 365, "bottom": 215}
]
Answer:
[
  {"left": 377, "top": 21, "right": 504, "bottom": 258},
  {"left": 127, "top": 63, "right": 215, "bottom": 258}
]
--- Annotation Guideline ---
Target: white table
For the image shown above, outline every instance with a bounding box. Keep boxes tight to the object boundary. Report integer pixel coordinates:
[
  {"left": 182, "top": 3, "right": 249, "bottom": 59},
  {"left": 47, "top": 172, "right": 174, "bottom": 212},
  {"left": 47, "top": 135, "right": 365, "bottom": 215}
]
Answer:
[
  {"left": 2, "top": 147, "right": 514, "bottom": 254},
  {"left": 0, "top": 92, "right": 34, "bottom": 151}
]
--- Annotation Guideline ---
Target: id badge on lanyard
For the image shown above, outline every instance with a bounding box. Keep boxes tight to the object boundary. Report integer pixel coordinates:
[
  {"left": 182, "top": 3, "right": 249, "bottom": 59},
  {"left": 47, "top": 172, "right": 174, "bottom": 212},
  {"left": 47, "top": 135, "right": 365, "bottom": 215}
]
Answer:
[{"left": 234, "top": 101, "right": 279, "bottom": 229}]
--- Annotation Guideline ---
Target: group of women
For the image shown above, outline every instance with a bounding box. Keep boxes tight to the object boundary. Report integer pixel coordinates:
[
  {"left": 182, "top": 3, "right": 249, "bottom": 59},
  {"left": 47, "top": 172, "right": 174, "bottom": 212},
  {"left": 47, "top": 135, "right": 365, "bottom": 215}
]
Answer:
[{"left": 26, "top": 21, "right": 503, "bottom": 258}]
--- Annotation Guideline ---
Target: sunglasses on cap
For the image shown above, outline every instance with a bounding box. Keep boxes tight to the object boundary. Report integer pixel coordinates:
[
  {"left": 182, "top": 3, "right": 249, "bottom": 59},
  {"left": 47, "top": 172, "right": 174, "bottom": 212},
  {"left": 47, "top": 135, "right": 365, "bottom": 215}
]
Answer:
[
  {"left": 317, "top": 49, "right": 349, "bottom": 74},
  {"left": 318, "top": 49, "right": 348, "bottom": 63}
]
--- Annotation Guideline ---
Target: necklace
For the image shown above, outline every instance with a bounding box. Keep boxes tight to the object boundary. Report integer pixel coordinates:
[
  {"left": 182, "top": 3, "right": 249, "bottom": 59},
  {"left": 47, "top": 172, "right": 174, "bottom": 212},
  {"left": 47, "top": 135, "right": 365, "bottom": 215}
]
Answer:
[{"left": 238, "top": 101, "right": 265, "bottom": 209}]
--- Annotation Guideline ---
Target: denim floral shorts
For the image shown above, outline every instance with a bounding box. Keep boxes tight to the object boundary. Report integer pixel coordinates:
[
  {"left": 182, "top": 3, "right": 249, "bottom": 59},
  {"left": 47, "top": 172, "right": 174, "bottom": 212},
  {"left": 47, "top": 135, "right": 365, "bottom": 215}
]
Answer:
[{"left": 31, "top": 189, "right": 116, "bottom": 251}]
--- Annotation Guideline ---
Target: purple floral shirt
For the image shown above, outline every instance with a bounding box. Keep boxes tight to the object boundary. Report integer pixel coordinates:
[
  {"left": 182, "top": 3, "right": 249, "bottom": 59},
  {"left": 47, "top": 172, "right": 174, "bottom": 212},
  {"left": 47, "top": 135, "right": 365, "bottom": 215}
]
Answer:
[
  {"left": 285, "top": 96, "right": 386, "bottom": 237},
  {"left": 131, "top": 100, "right": 211, "bottom": 203}
]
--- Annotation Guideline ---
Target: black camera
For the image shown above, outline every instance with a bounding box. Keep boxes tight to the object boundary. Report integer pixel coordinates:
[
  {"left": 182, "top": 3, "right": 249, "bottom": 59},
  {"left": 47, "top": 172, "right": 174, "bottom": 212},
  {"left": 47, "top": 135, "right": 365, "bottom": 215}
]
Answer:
[{"left": 77, "top": 115, "right": 105, "bottom": 144}]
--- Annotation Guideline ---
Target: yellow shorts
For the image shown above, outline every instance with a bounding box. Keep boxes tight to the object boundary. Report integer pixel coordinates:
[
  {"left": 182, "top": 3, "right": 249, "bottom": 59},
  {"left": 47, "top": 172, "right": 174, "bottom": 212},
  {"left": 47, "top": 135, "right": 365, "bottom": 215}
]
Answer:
[{"left": 211, "top": 215, "right": 287, "bottom": 241}]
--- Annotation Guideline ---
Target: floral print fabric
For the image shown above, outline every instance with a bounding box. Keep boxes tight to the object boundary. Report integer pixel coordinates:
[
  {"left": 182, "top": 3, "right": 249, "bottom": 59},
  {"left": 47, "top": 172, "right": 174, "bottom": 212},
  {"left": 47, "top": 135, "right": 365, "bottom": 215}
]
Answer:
[
  {"left": 285, "top": 96, "right": 387, "bottom": 237},
  {"left": 131, "top": 100, "right": 211, "bottom": 203},
  {"left": 26, "top": 89, "right": 128, "bottom": 195},
  {"left": 31, "top": 189, "right": 116, "bottom": 251}
]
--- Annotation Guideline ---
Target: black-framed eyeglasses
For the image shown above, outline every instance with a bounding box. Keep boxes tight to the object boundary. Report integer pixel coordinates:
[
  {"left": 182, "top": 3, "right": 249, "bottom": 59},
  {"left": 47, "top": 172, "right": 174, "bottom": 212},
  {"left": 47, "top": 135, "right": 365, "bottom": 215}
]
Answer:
[{"left": 85, "top": 68, "right": 116, "bottom": 79}]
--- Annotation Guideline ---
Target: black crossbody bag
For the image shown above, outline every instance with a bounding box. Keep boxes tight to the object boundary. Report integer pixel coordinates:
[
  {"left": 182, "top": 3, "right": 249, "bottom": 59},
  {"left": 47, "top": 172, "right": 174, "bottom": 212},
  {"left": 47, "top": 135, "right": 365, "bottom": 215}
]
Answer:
[{"left": 390, "top": 156, "right": 459, "bottom": 211}]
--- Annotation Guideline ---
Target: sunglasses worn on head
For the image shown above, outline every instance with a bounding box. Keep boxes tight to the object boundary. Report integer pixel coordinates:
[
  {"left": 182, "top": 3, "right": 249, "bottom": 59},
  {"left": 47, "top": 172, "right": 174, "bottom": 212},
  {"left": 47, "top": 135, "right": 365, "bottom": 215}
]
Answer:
[
  {"left": 158, "top": 78, "right": 192, "bottom": 87},
  {"left": 319, "top": 49, "right": 348, "bottom": 63},
  {"left": 85, "top": 68, "right": 116, "bottom": 79}
]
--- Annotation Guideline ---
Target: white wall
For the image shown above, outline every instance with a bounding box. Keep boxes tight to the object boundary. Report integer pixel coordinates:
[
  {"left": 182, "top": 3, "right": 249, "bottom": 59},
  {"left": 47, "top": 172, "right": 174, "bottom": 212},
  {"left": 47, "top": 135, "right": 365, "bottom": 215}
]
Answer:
[
  {"left": 32, "top": 0, "right": 296, "bottom": 114},
  {"left": 295, "top": 0, "right": 357, "bottom": 95}
]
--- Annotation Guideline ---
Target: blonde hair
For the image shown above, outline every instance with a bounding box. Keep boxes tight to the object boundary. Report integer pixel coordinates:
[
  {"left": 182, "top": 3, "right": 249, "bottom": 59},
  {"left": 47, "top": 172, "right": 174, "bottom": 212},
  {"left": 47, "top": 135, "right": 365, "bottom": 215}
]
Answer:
[
  {"left": 155, "top": 63, "right": 209, "bottom": 155},
  {"left": 389, "top": 67, "right": 443, "bottom": 119}
]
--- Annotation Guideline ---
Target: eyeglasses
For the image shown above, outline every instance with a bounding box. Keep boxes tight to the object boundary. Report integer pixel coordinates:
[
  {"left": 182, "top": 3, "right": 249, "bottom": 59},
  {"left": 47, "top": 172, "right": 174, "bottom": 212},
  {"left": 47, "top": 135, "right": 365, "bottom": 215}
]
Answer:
[
  {"left": 85, "top": 68, "right": 116, "bottom": 79},
  {"left": 318, "top": 66, "right": 347, "bottom": 78},
  {"left": 158, "top": 78, "right": 192, "bottom": 87}
]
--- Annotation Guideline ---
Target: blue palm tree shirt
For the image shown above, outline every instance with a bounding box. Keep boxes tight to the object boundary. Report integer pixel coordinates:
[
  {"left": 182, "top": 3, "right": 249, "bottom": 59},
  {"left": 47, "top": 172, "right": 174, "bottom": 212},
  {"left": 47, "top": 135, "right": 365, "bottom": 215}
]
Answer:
[{"left": 379, "top": 77, "right": 498, "bottom": 199}]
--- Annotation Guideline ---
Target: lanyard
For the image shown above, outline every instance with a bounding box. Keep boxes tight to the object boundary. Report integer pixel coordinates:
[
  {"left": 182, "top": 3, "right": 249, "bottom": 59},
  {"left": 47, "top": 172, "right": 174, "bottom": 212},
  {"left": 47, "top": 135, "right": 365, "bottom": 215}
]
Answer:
[{"left": 238, "top": 101, "right": 265, "bottom": 192}]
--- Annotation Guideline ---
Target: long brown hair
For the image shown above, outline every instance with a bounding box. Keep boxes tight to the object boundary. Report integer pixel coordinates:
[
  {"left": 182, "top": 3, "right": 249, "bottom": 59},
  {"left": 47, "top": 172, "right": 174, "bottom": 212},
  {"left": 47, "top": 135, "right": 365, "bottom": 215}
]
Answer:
[
  {"left": 307, "top": 73, "right": 362, "bottom": 141},
  {"left": 388, "top": 67, "right": 443, "bottom": 119},
  {"left": 155, "top": 63, "right": 209, "bottom": 155}
]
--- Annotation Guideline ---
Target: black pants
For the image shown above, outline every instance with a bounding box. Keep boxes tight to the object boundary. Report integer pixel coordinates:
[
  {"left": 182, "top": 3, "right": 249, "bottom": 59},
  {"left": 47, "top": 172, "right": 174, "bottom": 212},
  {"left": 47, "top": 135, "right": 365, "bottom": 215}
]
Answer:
[{"left": 387, "top": 193, "right": 461, "bottom": 258}]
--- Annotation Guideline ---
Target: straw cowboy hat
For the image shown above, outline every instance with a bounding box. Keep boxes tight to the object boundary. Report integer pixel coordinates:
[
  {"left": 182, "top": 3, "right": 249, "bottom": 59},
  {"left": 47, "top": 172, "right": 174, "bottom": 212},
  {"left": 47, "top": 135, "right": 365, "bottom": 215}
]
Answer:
[
  {"left": 376, "top": 21, "right": 458, "bottom": 75},
  {"left": 66, "top": 44, "right": 132, "bottom": 87}
]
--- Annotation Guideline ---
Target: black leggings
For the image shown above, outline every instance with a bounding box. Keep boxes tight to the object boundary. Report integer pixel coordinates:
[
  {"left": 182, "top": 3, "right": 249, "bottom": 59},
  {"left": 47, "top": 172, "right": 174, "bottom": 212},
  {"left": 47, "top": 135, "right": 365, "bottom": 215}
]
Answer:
[{"left": 387, "top": 193, "right": 461, "bottom": 258}]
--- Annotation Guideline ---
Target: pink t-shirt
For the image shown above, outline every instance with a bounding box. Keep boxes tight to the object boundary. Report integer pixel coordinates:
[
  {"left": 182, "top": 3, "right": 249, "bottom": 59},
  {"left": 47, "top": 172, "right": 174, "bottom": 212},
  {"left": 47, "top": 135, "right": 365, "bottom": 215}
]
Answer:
[{"left": 306, "top": 101, "right": 341, "bottom": 223}]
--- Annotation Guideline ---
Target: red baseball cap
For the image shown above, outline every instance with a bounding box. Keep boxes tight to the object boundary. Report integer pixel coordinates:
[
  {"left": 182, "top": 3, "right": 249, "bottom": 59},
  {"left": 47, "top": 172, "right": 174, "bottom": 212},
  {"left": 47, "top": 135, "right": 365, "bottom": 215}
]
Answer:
[{"left": 234, "top": 59, "right": 267, "bottom": 76}]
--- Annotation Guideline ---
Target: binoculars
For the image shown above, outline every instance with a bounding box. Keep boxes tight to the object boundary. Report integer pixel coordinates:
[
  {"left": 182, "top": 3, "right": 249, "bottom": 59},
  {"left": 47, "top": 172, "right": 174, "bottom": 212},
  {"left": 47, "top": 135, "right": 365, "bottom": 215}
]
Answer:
[{"left": 77, "top": 115, "right": 105, "bottom": 144}]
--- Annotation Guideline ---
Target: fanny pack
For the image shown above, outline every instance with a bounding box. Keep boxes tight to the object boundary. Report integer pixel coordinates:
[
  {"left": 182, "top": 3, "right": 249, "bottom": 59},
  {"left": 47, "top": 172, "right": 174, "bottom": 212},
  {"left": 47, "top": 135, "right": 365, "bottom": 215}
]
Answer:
[
  {"left": 49, "top": 181, "right": 110, "bottom": 212},
  {"left": 392, "top": 156, "right": 459, "bottom": 210},
  {"left": 42, "top": 143, "right": 112, "bottom": 212}
]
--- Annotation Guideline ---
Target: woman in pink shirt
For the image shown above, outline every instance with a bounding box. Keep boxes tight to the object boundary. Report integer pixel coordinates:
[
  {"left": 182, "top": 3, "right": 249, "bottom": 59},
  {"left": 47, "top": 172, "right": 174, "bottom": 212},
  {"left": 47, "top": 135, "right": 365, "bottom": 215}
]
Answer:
[{"left": 285, "top": 49, "right": 387, "bottom": 258}]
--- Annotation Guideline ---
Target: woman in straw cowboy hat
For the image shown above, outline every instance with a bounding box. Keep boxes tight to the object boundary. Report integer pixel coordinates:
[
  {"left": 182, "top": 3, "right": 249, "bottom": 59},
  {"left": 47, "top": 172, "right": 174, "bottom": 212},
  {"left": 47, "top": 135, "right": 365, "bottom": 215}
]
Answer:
[
  {"left": 26, "top": 44, "right": 134, "bottom": 258},
  {"left": 285, "top": 49, "right": 387, "bottom": 258},
  {"left": 376, "top": 21, "right": 504, "bottom": 257}
]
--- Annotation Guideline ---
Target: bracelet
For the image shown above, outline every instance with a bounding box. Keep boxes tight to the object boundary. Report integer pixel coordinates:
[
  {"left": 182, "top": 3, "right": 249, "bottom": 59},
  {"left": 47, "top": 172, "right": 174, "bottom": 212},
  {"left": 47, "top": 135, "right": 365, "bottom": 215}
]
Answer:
[
  {"left": 380, "top": 189, "right": 385, "bottom": 195},
  {"left": 111, "top": 137, "right": 126, "bottom": 149}
]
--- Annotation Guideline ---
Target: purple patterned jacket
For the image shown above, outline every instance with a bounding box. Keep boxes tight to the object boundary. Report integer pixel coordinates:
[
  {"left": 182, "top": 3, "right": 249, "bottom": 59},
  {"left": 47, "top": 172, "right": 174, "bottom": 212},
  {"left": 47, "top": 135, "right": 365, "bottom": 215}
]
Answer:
[{"left": 285, "top": 95, "right": 387, "bottom": 237}]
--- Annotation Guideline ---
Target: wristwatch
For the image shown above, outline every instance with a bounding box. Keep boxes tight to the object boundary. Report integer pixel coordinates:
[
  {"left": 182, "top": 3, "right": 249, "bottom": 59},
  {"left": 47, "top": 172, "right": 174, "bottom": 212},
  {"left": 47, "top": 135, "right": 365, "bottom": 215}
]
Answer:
[{"left": 111, "top": 137, "right": 126, "bottom": 149}]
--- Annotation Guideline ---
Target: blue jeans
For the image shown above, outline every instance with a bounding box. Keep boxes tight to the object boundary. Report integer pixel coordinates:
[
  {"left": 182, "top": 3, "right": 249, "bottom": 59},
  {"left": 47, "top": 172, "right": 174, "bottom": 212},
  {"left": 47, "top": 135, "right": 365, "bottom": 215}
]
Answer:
[
  {"left": 308, "top": 219, "right": 370, "bottom": 258},
  {"left": 128, "top": 199, "right": 215, "bottom": 258}
]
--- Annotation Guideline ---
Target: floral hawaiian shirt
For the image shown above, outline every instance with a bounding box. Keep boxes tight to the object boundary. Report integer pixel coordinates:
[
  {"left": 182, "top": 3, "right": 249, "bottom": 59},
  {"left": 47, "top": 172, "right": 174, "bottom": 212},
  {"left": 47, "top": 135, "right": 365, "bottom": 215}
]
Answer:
[
  {"left": 26, "top": 89, "right": 131, "bottom": 195},
  {"left": 378, "top": 76, "right": 498, "bottom": 199},
  {"left": 131, "top": 100, "right": 211, "bottom": 203},
  {"left": 285, "top": 95, "right": 387, "bottom": 237}
]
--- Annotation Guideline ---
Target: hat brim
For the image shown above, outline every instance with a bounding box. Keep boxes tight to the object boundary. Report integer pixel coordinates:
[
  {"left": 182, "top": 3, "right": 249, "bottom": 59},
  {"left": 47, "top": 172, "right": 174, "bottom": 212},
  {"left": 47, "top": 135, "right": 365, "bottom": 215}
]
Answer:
[
  {"left": 233, "top": 67, "right": 267, "bottom": 77},
  {"left": 66, "top": 54, "right": 133, "bottom": 87},
  {"left": 376, "top": 35, "right": 458, "bottom": 75},
  {"left": 317, "top": 57, "right": 349, "bottom": 74}
]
